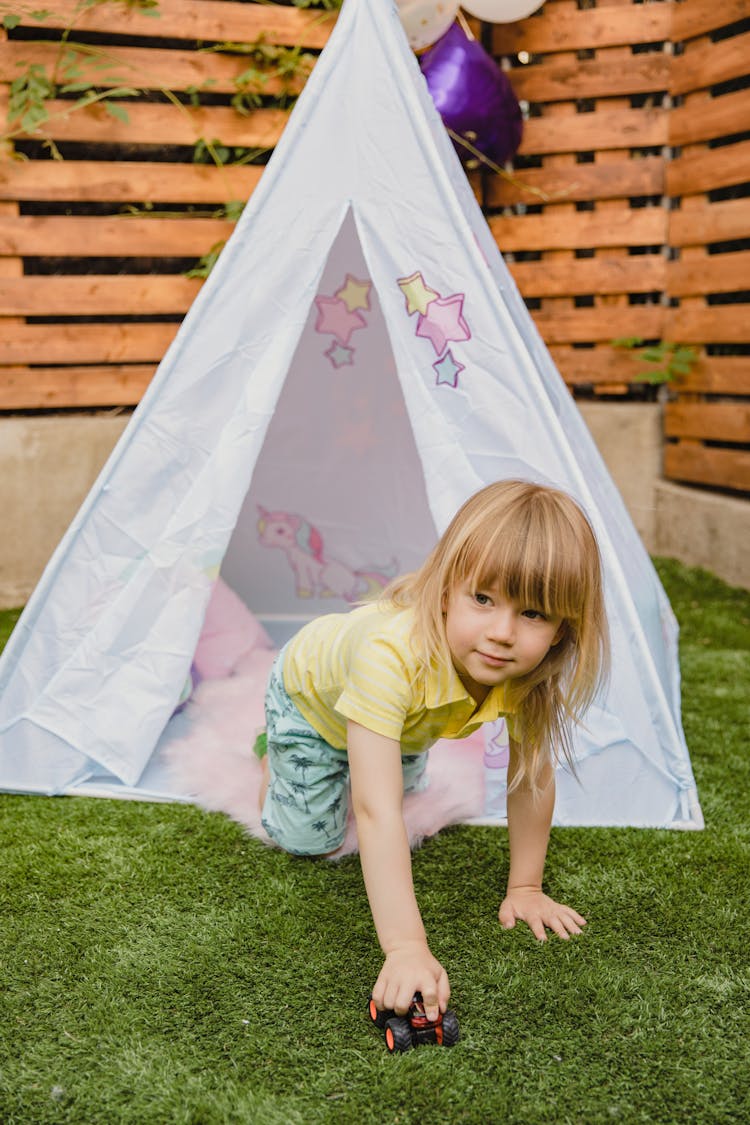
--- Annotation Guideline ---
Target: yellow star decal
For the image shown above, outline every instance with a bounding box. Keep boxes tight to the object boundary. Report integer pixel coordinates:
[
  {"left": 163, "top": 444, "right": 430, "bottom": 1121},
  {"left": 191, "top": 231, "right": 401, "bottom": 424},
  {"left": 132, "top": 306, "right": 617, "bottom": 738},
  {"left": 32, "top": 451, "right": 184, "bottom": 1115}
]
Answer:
[
  {"left": 398, "top": 272, "right": 438, "bottom": 317},
  {"left": 335, "top": 274, "right": 372, "bottom": 313}
]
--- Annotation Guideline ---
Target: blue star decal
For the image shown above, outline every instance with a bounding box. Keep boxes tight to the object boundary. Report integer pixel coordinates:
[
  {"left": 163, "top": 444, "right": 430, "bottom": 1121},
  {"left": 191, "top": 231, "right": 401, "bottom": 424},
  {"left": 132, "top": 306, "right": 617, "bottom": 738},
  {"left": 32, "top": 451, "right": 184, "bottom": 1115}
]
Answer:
[
  {"left": 325, "top": 341, "right": 354, "bottom": 369},
  {"left": 433, "top": 350, "right": 464, "bottom": 388}
]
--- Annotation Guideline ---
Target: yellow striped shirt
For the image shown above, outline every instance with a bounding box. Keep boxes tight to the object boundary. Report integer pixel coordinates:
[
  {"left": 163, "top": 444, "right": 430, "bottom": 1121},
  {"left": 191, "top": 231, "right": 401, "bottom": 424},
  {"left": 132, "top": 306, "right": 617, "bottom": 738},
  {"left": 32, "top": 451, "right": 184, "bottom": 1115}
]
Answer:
[{"left": 282, "top": 602, "right": 513, "bottom": 753}]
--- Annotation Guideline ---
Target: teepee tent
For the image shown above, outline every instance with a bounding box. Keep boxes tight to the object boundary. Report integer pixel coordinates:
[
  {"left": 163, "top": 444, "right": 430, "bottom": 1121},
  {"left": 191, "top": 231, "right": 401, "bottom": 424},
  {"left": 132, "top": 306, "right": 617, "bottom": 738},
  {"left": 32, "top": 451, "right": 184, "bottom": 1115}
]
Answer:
[{"left": 0, "top": 0, "right": 702, "bottom": 830}]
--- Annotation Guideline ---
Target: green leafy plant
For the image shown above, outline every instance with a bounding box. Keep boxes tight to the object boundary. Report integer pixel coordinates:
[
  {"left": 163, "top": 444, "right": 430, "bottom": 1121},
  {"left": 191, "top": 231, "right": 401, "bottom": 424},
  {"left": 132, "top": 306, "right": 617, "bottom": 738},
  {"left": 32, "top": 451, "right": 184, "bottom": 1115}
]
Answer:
[
  {"left": 204, "top": 37, "right": 316, "bottom": 114},
  {"left": 183, "top": 202, "right": 244, "bottom": 278},
  {"left": 183, "top": 242, "right": 227, "bottom": 280},
  {"left": 193, "top": 137, "right": 268, "bottom": 167},
  {"left": 291, "top": 0, "right": 342, "bottom": 9},
  {"left": 612, "top": 337, "right": 699, "bottom": 385},
  {"left": 3, "top": 0, "right": 152, "bottom": 140},
  {"left": 3, "top": 9, "right": 53, "bottom": 30},
  {"left": 7, "top": 63, "right": 56, "bottom": 134},
  {"left": 74, "top": 0, "right": 160, "bottom": 14}
]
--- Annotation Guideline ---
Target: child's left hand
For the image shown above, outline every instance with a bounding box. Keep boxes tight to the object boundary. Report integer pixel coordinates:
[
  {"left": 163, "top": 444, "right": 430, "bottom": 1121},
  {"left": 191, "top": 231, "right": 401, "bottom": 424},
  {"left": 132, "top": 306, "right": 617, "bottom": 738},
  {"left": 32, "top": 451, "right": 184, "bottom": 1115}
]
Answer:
[{"left": 498, "top": 886, "right": 586, "bottom": 942}]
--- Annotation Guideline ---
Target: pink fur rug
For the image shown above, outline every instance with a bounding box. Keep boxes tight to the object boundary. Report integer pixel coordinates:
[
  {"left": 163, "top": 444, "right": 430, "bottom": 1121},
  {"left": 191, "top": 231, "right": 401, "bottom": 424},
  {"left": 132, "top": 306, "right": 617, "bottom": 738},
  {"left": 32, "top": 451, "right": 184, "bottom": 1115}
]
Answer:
[{"left": 164, "top": 582, "right": 486, "bottom": 857}]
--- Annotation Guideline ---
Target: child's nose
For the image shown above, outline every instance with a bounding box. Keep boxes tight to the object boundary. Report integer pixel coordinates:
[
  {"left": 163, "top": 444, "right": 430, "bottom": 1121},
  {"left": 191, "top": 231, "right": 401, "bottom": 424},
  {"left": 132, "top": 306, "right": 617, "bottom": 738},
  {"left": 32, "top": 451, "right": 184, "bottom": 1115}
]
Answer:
[{"left": 486, "top": 608, "right": 515, "bottom": 643}]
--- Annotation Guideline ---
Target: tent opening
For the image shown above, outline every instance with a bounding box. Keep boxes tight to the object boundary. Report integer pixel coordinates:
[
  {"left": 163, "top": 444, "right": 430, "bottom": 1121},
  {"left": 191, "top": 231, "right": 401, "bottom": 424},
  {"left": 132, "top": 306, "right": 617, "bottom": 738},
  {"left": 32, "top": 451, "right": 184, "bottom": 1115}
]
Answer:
[{"left": 219, "top": 208, "right": 439, "bottom": 647}]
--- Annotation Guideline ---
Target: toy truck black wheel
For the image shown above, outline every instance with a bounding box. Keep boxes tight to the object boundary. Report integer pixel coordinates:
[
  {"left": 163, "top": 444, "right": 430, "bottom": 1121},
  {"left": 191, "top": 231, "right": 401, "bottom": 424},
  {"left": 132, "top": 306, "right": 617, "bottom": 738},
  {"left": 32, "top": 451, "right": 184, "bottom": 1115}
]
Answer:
[
  {"left": 440, "top": 1010, "right": 460, "bottom": 1047},
  {"left": 368, "top": 997, "right": 390, "bottom": 1030},
  {"left": 385, "top": 1017, "right": 413, "bottom": 1053}
]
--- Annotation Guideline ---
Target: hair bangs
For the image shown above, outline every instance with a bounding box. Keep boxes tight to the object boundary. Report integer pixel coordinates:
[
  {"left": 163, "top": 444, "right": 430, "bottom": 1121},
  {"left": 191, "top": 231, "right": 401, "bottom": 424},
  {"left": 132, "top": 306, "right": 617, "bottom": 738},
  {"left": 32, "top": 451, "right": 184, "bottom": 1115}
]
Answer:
[{"left": 454, "top": 497, "right": 592, "bottom": 622}]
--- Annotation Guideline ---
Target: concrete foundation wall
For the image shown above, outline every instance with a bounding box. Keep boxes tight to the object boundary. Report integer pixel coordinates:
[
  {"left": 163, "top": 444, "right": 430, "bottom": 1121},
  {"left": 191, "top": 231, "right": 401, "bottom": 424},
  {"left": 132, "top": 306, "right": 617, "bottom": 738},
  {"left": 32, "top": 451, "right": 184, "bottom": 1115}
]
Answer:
[
  {"left": 653, "top": 481, "right": 749, "bottom": 589},
  {"left": 577, "top": 401, "right": 663, "bottom": 552},
  {"left": 0, "top": 406, "right": 747, "bottom": 609},
  {"left": 0, "top": 415, "right": 129, "bottom": 607}
]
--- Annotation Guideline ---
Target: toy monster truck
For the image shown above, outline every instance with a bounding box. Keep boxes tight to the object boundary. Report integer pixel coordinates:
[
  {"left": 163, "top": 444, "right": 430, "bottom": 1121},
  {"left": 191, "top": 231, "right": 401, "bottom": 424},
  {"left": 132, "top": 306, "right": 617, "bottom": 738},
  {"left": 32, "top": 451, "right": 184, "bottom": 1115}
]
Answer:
[{"left": 368, "top": 992, "right": 460, "bottom": 1053}]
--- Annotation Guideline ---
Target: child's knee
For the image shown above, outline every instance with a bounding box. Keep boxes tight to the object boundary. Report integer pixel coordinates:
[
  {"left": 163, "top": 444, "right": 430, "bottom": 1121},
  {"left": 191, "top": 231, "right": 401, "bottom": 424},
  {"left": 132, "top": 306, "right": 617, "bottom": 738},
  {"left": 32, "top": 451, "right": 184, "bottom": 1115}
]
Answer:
[{"left": 260, "top": 769, "right": 349, "bottom": 856}]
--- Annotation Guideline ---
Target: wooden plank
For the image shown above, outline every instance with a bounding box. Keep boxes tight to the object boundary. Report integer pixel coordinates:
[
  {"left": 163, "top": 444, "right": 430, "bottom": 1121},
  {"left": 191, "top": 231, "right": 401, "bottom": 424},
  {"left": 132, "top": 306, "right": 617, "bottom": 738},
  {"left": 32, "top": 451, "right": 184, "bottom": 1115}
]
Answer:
[
  {"left": 508, "top": 254, "right": 666, "bottom": 297},
  {"left": 7, "top": 91, "right": 666, "bottom": 160},
  {"left": 670, "top": 31, "right": 750, "bottom": 96},
  {"left": 590, "top": 3, "right": 641, "bottom": 397},
  {"left": 531, "top": 305, "right": 665, "bottom": 344},
  {"left": 0, "top": 40, "right": 307, "bottom": 98},
  {"left": 0, "top": 306, "right": 665, "bottom": 362},
  {"left": 670, "top": 90, "right": 750, "bottom": 147},
  {"left": 0, "top": 323, "right": 178, "bottom": 364},
  {"left": 0, "top": 80, "right": 26, "bottom": 396},
  {"left": 489, "top": 208, "right": 666, "bottom": 252},
  {"left": 674, "top": 356, "right": 750, "bottom": 394},
  {"left": 0, "top": 214, "right": 234, "bottom": 256},
  {"left": 664, "top": 442, "right": 750, "bottom": 492},
  {"left": 0, "top": 261, "right": 672, "bottom": 315},
  {"left": 0, "top": 364, "right": 154, "bottom": 409},
  {"left": 666, "top": 306, "right": 750, "bottom": 344},
  {"left": 665, "top": 401, "right": 750, "bottom": 442},
  {"left": 492, "top": 4, "right": 672, "bottom": 54},
  {"left": 549, "top": 343, "right": 662, "bottom": 386},
  {"left": 8, "top": 0, "right": 336, "bottom": 49},
  {"left": 669, "top": 198, "right": 750, "bottom": 247},
  {"left": 0, "top": 275, "right": 203, "bottom": 316},
  {"left": 507, "top": 54, "right": 669, "bottom": 103},
  {"left": 0, "top": 160, "right": 263, "bottom": 204},
  {"left": 11, "top": 99, "right": 290, "bottom": 149},
  {"left": 673, "top": 0, "right": 750, "bottom": 41},
  {"left": 520, "top": 107, "right": 668, "bottom": 156},
  {"left": 673, "top": 184, "right": 713, "bottom": 405},
  {"left": 3, "top": 346, "right": 708, "bottom": 405},
  {"left": 485, "top": 156, "right": 664, "bottom": 207},
  {"left": 667, "top": 139, "right": 750, "bottom": 196},
  {"left": 532, "top": 16, "right": 580, "bottom": 399},
  {"left": 667, "top": 250, "right": 750, "bottom": 296}
]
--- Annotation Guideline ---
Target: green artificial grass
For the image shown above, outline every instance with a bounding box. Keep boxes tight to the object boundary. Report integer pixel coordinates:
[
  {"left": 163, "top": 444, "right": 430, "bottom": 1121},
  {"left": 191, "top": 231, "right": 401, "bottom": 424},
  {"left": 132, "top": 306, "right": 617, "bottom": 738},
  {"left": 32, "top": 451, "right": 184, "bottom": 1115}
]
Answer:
[{"left": 1, "top": 559, "right": 748, "bottom": 1124}]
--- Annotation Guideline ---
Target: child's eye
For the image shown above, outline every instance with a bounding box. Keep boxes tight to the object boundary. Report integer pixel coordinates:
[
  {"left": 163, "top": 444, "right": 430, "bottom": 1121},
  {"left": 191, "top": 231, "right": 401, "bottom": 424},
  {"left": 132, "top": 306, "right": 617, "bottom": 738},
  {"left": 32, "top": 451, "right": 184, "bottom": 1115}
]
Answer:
[
  {"left": 522, "top": 608, "right": 546, "bottom": 620},
  {"left": 473, "top": 592, "right": 492, "bottom": 606}
]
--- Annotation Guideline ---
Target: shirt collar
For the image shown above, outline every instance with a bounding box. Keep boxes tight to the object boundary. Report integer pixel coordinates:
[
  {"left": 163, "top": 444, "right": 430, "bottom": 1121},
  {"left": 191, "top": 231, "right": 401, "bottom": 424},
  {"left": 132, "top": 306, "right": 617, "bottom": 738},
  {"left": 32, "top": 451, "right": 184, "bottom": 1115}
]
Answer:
[{"left": 425, "top": 658, "right": 513, "bottom": 721}]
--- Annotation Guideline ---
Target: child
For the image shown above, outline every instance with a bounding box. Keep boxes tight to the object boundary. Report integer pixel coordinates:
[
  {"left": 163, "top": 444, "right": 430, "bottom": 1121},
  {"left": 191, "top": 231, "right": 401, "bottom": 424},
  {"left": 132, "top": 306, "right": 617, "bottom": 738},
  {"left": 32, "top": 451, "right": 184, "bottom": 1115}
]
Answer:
[{"left": 258, "top": 480, "right": 609, "bottom": 1023}]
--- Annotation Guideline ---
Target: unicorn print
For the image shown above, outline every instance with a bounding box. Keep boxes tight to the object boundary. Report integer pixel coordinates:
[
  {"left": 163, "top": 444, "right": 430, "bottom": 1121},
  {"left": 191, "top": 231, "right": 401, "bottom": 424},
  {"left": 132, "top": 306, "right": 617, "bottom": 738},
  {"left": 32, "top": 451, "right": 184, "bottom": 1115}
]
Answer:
[{"left": 257, "top": 506, "right": 397, "bottom": 601}]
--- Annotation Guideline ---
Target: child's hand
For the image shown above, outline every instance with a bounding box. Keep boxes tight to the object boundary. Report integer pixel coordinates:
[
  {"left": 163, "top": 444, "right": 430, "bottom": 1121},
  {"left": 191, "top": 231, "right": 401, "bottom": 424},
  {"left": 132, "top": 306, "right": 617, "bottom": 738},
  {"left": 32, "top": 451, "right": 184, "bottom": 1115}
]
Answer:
[
  {"left": 499, "top": 886, "right": 587, "bottom": 942},
  {"left": 371, "top": 941, "right": 450, "bottom": 1023}
]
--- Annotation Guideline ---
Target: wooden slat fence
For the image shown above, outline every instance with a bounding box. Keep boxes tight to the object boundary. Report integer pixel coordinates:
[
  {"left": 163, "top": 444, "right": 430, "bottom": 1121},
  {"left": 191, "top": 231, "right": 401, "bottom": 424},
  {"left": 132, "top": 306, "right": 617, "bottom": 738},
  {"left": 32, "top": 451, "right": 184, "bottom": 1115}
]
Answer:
[
  {"left": 0, "top": 0, "right": 748, "bottom": 494},
  {"left": 491, "top": 0, "right": 750, "bottom": 493},
  {"left": 661, "top": 0, "right": 750, "bottom": 493},
  {"left": 0, "top": 0, "right": 333, "bottom": 409}
]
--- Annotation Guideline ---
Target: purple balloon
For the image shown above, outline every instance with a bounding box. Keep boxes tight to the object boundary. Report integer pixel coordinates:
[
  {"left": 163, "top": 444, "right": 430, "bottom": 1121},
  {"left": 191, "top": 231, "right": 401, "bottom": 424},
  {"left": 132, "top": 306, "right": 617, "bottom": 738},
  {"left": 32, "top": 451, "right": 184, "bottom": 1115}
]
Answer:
[{"left": 419, "top": 21, "right": 523, "bottom": 167}]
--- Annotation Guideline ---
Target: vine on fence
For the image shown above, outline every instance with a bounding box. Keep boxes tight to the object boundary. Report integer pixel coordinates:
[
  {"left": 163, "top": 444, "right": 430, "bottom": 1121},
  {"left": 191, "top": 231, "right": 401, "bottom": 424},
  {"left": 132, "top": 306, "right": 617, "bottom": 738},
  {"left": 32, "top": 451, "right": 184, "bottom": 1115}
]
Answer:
[
  {"left": 1, "top": 0, "right": 332, "bottom": 263},
  {"left": 3, "top": 0, "right": 160, "bottom": 146},
  {"left": 2, "top": 0, "right": 326, "bottom": 147}
]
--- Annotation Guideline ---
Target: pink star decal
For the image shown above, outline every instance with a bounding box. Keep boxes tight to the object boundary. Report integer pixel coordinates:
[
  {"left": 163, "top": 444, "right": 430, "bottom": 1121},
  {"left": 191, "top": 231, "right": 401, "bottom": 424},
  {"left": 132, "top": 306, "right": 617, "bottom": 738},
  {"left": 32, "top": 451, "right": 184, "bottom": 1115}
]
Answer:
[
  {"left": 314, "top": 296, "right": 366, "bottom": 346},
  {"left": 416, "top": 293, "right": 470, "bottom": 356}
]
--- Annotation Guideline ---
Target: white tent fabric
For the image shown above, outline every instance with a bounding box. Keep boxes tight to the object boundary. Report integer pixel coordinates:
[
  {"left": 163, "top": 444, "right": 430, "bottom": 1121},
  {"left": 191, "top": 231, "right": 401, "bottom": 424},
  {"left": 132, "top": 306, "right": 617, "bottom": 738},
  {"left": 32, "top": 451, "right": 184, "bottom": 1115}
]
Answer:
[{"left": 0, "top": 0, "right": 702, "bottom": 828}]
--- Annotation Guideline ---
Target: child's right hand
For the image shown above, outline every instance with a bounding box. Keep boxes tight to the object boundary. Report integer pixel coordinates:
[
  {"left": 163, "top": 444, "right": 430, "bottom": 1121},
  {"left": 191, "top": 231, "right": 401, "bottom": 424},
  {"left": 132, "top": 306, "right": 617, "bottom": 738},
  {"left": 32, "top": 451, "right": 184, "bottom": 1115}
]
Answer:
[{"left": 371, "top": 941, "right": 450, "bottom": 1023}]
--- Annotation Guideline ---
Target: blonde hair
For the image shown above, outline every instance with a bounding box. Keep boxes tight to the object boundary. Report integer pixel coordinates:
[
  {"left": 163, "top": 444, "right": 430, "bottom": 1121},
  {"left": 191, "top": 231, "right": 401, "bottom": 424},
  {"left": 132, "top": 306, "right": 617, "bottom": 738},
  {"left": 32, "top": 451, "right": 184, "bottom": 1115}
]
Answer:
[{"left": 384, "top": 480, "right": 609, "bottom": 791}]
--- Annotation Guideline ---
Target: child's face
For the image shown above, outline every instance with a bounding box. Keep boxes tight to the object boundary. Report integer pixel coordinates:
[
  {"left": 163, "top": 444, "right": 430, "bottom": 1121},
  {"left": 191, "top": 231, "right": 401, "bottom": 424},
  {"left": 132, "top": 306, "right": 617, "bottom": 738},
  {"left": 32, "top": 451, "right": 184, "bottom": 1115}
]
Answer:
[{"left": 444, "top": 580, "right": 563, "bottom": 704}]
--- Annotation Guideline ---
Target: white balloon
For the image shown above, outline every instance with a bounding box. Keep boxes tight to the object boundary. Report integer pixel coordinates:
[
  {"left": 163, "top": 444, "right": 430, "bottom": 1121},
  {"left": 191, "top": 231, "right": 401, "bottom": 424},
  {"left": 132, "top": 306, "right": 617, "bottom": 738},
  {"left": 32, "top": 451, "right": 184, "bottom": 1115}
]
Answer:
[
  {"left": 461, "top": 0, "right": 544, "bottom": 22},
  {"left": 397, "top": 0, "right": 461, "bottom": 51}
]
